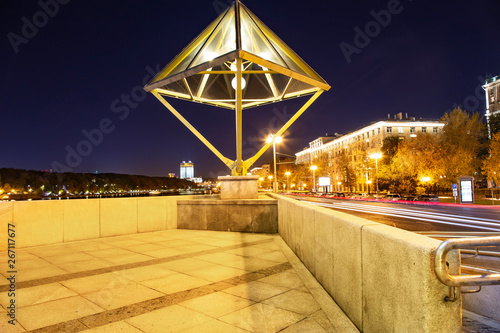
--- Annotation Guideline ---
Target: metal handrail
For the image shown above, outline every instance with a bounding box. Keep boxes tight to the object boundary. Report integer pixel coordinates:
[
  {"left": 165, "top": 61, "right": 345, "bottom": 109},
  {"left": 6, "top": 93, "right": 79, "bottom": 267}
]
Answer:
[{"left": 435, "top": 236, "right": 500, "bottom": 288}]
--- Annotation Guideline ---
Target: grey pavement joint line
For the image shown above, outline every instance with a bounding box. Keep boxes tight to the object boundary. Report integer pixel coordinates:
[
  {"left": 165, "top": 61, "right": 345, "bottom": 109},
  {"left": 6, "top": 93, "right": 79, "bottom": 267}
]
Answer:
[
  {"left": 0, "top": 238, "right": 273, "bottom": 292},
  {"left": 27, "top": 262, "right": 293, "bottom": 333}
]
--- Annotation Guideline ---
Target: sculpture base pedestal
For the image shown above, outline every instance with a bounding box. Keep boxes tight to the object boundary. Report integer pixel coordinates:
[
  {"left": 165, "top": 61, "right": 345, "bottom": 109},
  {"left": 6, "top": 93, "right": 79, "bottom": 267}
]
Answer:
[{"left": 218, "top": 175, "right": 259, "bottom": 200}]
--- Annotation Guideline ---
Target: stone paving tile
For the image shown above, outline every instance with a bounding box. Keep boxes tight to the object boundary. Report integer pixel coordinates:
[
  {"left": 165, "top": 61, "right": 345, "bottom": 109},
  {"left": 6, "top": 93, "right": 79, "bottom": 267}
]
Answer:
[
  {"left": 262, "top": 289, "right": 321, "bottom": 316},
  {"left": 182, "top": 318, "right": 250, "bottom": 332},
  {"left": 223, "top": 280, "right": 289, "bottom": 302},
  {"left": 16, "top": 265, "right": 69, "bottom": 282},
  {"left": 0, "top": 306, "right": 27, "bottom": 333},
  {"left": 82, "top": 282, "right": 164, "bottom": 310},
  {"left": 125, "top": 304, "right": 213, "bottom": 332},
  {"left": 256, "top": 269, "right": 304, "bottom": 289},
  {"left": 61, "top": 273, "right": 133, "bottom": 295},
  {"left": 186, "top": 264, "right": 249, "bottom": 282},
  {"left": 280, "top": 317, "right": 329, "bottom": 332},
  {"left": 57, "top": 259, "right": 112, "bottom": 273},
  {"left": 159, "top": 258, "right": 216, "bottom": 273},
  {"left": 219, "top": 302, "right": 306, "bottom": 332},
  {"left": 112, "top": 264, "right": 177, "bottom": 282},
  {"left": 141, "top": 272, "right": 212, "bottom": 294},
  {"left": 179, "top": 291, "right": 255, "bottom": 318},
  {"left": 16, "top": 295, "right": 104, "bottom": 331},
  {"left": 0, "top": 282, "right": 77, "bottom": 308},
  {"left": 101, "top": 253, "right": 155, "bottom": 265}
]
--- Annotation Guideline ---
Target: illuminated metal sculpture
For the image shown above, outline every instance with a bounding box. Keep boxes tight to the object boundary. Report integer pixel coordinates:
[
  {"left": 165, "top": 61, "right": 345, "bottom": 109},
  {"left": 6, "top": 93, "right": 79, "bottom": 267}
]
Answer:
[{"left": 144, "top": 0, "right": 330, "bottom": 175}]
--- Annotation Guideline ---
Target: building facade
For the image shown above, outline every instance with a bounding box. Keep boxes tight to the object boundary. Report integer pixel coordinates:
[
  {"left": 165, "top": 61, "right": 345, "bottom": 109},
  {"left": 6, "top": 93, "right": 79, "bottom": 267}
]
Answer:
[
  {"left": 180, "top": 161, "right": 194, "bottom": 179},
  {"left": 295, "top": 114, "right": 445, "bottom": 193},
  {"left": 483, "top": 75, "right": 500, "bottom": 138}
]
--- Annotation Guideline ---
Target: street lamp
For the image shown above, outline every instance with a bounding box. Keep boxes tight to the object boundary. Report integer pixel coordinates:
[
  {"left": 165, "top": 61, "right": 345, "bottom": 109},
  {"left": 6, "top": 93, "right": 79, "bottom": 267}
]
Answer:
[
  {"left": 285, "top": 171, "right": 291, "bottom": 192},
  {"left": 266, "top": 134, "right": 282, "bottom": 193},
  {"left": 310, "top": 165, "right": 318, "bottom": 192},
  {"left": 268, "top": 175, "right": 273, "bottom": 191},
  {"left": 370, "top": 153, "right": 382, "bottom": 196}
]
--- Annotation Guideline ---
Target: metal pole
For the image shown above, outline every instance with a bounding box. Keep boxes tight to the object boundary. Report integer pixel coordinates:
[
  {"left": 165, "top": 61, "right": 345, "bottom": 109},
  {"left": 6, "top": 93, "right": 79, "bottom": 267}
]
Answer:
[
  {"left": 235, "top": 58, "right": 243, "bottom": 175},
  {"left": 273, "top": 141, "right": 277, "bottom": 193},
  {"left": 313, "top": 169, "right": 316, "bottom": 192},
  {"left": 376, "top": 157, "right": 379, "bottom": 195}
]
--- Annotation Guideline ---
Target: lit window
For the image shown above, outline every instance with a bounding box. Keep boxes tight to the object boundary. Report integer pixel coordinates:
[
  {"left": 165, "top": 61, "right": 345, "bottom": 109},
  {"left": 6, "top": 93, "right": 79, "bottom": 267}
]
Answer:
[
  {"left": 410, "top": 127, "right": 415, "bottom": 134},
  {"left": 422, "top": 127, "right": 427, "bottom": 133},
  {"left": 398, "top": 127, "right": 404, "bottom": 133},
  {"left": 387, "top": 127, "right": 392, "bottom": 133}
]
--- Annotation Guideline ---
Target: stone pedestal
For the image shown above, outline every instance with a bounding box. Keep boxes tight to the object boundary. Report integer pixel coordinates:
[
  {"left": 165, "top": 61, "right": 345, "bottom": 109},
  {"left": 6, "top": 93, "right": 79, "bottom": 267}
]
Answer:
[{"left": 218, "top": 175, "right": 259, "bottom": 200}]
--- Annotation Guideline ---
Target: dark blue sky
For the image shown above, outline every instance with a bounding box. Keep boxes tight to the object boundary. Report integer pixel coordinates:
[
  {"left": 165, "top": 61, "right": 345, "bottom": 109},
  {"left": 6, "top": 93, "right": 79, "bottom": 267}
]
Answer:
[{"left": 1, "top": 0, "right": 499, "bottom": 178}]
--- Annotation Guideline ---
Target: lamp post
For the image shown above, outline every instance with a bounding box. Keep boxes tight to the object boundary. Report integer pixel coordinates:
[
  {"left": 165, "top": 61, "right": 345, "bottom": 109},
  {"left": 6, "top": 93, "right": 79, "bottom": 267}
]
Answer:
[
  {"left": 370, "top": 153, "right": 382, "bottom": 196},
  {"left": 310, "top": 165, "right": 317, "bottom": 192},
  {"left": 285, "top": 172, "right": 291, "bottom": 192},
  {"left": 268, "top": 175, "right": 273, "bottom": 190},
  {"left": 266, "top": 134, "right": 282, "bottom": 193}
]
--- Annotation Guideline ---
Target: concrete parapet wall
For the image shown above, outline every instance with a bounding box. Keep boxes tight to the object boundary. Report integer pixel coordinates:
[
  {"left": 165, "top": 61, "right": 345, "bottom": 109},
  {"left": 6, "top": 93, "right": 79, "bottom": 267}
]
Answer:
[
  {"left": 0, "top": 195, "right": 199, "bottom": 250},
  {"left": 177, "top": 198, "right": 277, "bottom": 233},
  {"left": 272, "top": 194, "right": 461, "bottom": 333}
]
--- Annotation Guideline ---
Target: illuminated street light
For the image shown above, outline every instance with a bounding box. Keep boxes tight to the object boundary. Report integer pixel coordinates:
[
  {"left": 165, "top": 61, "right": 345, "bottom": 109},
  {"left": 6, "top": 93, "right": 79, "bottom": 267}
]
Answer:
[
  {"left": 310, "top": 165, "right": 318, "bottom": 192},
  {"left": 285, "top": 171, "right": 291, "bottom": 192},
  {"left": 370, "top": 152, "right": 382, "bottom": 196},
  {"left": 267, "top": 134, "right": 282, "bottom": 193}
]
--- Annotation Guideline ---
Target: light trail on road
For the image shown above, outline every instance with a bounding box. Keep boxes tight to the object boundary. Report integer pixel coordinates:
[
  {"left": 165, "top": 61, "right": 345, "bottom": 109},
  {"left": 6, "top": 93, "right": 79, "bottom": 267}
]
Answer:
[{"left": 302, "top": 200, "right": 500, "bottom": 232}]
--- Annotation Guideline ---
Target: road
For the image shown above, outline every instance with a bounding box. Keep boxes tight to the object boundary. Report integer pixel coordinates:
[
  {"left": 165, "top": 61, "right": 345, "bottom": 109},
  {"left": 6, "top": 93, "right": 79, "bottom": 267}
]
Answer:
[{"left": 293, "top": 196, "right": 500, "bottom": 234}]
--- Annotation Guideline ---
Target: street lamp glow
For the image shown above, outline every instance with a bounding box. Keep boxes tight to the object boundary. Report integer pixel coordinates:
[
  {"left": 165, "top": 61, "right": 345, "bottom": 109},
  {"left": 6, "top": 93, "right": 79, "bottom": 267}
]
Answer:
[
  {"left": 370, "top": 152, "right": 382, "bottom": 196},
  {"left": 285, "top": 171, "right": 291, "bottom": 192},
  {"left": 422, "top": 177, "right": 431, "bottom": 182},
  {"left": 267, "top": 134, "right": 282, "bottom": 193},
  {"left": 310, "top": 165, "right": 317, "bottom": 192}
]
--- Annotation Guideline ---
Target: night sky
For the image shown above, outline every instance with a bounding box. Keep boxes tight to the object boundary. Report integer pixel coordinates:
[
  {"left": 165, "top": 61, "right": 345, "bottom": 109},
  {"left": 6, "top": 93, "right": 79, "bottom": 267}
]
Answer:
[{"left": 1, "top": 0, "right": 499, "bottom": 178}]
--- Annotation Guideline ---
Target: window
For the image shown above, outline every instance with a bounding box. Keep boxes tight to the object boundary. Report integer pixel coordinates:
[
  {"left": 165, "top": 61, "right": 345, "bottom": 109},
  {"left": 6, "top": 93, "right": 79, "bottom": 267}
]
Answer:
[
  {"left": 410, "top": 127, "right": 415, "bottom": 134},
  {"left": 387, "top": 127, "right": 392, "bottom": 133},
  {"left": 422, "top": 127, "right": 427, "bottom": 133},
  {"left": 378, "top": 128, "right": 381, "bottom": 134},
  {"left": 433, "top": 127, "right": 438, "bottom": 133},
  {"left": 398, "top": 127, "right": 404, "bottom": 133},
  {"left": 373, "top": 130, "right": 375, "bottom": 136}
]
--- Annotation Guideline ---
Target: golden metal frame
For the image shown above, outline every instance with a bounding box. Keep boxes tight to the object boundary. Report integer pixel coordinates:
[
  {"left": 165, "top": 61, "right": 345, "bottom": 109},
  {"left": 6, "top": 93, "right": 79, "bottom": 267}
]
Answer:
[{"left": 145, "top": 0, "right": 330, "bottom": 175}]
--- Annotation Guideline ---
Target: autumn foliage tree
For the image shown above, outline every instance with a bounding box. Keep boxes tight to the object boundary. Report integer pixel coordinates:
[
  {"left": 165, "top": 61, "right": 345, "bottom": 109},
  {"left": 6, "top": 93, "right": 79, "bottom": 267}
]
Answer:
[{"left": 483, "top": 132, "right": 500, "bottom": 187}]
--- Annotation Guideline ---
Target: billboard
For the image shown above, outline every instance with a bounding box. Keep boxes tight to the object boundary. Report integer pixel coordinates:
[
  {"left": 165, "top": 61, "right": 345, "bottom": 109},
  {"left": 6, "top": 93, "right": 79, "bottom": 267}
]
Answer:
[
  {"left": 458, "top": 176, "right": 474, "bottom": 203},
  {"left": 318, "top": 177, "right": 331, "bottom": 187}
]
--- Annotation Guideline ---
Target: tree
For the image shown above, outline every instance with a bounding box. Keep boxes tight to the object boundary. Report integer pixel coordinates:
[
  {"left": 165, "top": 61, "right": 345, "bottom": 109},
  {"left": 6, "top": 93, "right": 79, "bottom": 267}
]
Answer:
[
  {"left": 483, "top": 132, "right": 500, "bottom": 186},
  {"left": 389, "top": 134, "right": 442, "bottom": 194},
  {"left": 489, "top": 113, "right": 500, "bottom": 137},
  {"left": 438, "top": 107, "right": 486, "bottom": 187}
]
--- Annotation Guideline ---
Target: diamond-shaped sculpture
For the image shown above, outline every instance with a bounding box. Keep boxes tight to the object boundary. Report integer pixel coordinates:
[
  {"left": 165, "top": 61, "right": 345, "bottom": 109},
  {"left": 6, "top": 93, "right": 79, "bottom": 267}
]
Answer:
[{"left": 144, "top": 0, "right": 330, "bottom": 175}]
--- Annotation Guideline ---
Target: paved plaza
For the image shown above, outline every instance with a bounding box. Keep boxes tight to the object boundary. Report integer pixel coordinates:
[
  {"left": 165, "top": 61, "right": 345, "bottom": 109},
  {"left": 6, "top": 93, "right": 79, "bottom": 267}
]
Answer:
[
  {"left": 0, "top": 230, "right": 358, "bottom": 332},
  {"left": 0, "top": 229, "right": 498, "bottom": 332}
]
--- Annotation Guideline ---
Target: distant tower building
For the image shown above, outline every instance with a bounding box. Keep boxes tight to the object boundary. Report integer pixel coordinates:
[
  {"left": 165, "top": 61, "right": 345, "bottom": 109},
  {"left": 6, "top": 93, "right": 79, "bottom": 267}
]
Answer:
[
  {"left": 180, "top": 161, "right": 194, "bottom": 179},
  {"left": 168, "top": 173, "right": 175, "bottom": 178},
  {"left": 483, "top": 75, "right": 500, "bottom": 138}
]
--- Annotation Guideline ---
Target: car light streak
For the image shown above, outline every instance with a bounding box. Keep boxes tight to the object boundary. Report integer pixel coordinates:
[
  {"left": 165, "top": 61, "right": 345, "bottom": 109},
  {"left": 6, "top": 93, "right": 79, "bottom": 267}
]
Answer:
[{"left": 303, "top": 200, "right": 500, "bottom": 232}]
